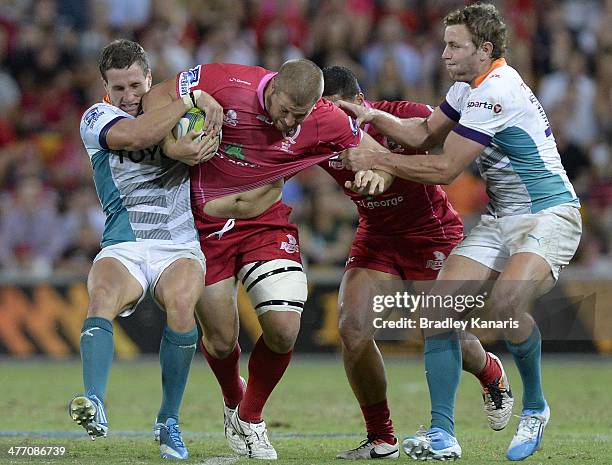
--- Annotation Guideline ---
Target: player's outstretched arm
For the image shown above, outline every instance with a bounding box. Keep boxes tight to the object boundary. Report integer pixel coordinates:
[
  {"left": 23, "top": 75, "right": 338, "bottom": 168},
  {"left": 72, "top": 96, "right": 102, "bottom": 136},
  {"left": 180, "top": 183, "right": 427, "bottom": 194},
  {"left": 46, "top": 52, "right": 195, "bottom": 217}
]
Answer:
[
  {"left": 341, "top": 131, "right": 484, "bottom": 185},
  {"left": 338, "top": 101, "right": 455, "bottom": 150}
]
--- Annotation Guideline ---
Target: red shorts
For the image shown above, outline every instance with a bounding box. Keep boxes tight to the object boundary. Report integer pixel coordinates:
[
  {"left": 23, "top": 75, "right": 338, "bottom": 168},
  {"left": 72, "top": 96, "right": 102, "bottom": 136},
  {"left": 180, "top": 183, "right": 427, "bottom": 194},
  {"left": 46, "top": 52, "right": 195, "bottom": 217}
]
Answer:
[
  {"left": 346, "top": 228, "right": 463, "bottom": 281},
  {"left": 196, "top": 201, "right": 302, "bottom": 285}
]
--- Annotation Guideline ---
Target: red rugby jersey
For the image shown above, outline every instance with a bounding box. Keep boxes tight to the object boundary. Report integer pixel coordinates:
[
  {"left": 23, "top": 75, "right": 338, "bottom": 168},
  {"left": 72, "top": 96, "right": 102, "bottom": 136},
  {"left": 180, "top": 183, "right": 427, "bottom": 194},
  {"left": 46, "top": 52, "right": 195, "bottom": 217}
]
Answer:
[
  {"left": 175, "top": 63, "right": 363, "bottom": 206},
  {"left": 320, "top": 100, "right": 463, "bottom": 238}
]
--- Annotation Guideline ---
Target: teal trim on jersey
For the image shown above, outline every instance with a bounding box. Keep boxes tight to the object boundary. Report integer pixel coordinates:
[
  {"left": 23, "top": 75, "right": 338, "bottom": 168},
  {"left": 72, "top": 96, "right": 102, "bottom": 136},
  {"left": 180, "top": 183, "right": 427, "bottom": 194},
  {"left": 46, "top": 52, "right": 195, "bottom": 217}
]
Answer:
[
  {"left": 91, "top": 150, "right": 136, "bottom": 247},
  {"left": 492, "top": 127, "right": 579, "bottom": 213}
]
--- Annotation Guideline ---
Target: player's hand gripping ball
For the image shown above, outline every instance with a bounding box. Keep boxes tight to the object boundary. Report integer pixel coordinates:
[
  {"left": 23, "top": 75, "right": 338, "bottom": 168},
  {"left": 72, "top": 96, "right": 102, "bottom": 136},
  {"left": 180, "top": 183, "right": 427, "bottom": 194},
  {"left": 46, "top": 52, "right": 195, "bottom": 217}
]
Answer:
[{"left": 173, "top": 107, "right": 222, "bottom": 145}]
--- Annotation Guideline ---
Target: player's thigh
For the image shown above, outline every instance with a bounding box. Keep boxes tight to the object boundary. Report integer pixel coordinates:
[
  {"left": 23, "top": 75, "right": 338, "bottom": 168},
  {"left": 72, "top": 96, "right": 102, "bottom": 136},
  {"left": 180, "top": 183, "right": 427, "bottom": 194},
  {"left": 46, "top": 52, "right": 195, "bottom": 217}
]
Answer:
[
  {"left": 490, "top": 252, "right": 555, "bottom": 316},
  {"left": 502, "top": 204, "right": 582, "bottom": 282},
  {"left": 239, "top": 259, "right": 307, "bottom": 315},
  {"left": 238, "top": 259, "right": 308, "bottom": 349},
  {"left": 196, "top": 277, "right": 240, "bottom": 350},
  {"left": 338, "top": 267, "right": 402, "bottom": 340},
  {"left": 437, "top": 254, "right": 499, "bottom": 281},
  {"left": 87, "top": 257, "right": 144, "bottom": 319},
  {"left": 432, "top": 254, "right": 498, "bottom": 301},
  {"left": 155, "top": 257, "right": 205, "bottom": 312}
]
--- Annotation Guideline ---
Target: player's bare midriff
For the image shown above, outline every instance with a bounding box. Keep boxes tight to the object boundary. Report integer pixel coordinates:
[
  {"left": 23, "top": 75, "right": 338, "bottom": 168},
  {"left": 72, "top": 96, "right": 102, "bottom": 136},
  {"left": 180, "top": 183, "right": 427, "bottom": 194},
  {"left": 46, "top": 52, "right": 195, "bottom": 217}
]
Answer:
[{"left": 202, "top": 179, "right": 284, "bottom": 219}]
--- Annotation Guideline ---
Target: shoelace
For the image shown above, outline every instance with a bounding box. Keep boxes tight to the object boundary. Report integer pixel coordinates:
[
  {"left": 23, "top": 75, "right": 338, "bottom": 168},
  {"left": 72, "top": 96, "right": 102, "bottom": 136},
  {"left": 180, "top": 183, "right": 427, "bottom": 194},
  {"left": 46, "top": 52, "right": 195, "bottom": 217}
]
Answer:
[
  {"left": 236, "top": 419, "right": 271, "bottom": 448},
  {"left": 485, "top": 378, "right": 505, "bottom": 409},
  {"left": 250, "top": 426, "right": 271, "bottom": 446},
  {"left": 352, "top": 436, "right": 379, "bottom": 451},
  {"left": 514, "top": 414, "right": 545, "bottom": 442},
  {"left": 167, "top": 424, "right": 185, "bottom": 448}
]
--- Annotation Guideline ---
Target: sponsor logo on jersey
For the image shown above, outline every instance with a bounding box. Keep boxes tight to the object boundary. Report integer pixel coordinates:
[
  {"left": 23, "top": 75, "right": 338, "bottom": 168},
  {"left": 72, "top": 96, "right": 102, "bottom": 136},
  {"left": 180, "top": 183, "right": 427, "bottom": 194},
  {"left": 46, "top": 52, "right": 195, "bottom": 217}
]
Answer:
[
  {"left": 114, "top": 145, "right": 163, "bottom": 164},
  {"left": 493, "top": 103, "right": 503, "bottom": 114},
  {"left": 467, "top": 100, "right": 497, "bottom": 110},
  {"left": 224, "top": 109, "right": 238, "bottom": 127},
  {"left": 178, "top": 65, "right": 201, "bottom": 96},
  {"left": 84, "top": 107, "right": 104, "bottom": 129},
  {"left": 221, "top": 143, "right": 245, "bottom": 160},
  {"left": 217, "top": 143, "right": 257, "bottom": 167},
  {"left": 280, "top": 234, "right": 299, "bottom": 253},
  {"left": 426, "top": 251, "right": 446, "bottom": 270},
  {"left": 355, "top": 195, "right": 404, "bottom": 209},
  {"left": 229, "top": 77, "right": 252, "bottom": 85}
]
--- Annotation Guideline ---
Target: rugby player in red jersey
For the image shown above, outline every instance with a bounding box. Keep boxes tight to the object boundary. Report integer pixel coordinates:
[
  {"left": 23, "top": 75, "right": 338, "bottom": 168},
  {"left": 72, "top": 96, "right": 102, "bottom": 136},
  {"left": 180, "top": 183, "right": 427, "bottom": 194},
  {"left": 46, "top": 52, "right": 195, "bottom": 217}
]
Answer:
[
  {"left": 144, "top": 59, "right": 392, "bottom": 460},
  {"left": 320, "top": 66, "right": 514, "bottom": 460}
]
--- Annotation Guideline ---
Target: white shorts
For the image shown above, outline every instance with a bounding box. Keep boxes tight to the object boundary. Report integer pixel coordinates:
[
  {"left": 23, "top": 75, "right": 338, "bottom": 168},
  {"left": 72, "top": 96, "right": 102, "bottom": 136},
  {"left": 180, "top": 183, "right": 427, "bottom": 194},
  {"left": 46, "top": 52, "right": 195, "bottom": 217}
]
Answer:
[
  {"left": 94, "top": 240, "right": 206, "bottom": 316},
  {"left": 451, "top": 204, "right": 582, "bottom": 280}
]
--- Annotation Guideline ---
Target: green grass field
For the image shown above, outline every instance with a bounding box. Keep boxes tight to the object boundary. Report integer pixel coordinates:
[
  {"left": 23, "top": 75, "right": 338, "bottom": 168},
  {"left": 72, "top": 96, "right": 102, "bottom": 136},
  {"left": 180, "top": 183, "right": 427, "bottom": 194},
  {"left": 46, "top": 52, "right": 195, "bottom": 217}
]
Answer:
[{"left": 1, "top": 355, "right": 610, "bottom": 464}]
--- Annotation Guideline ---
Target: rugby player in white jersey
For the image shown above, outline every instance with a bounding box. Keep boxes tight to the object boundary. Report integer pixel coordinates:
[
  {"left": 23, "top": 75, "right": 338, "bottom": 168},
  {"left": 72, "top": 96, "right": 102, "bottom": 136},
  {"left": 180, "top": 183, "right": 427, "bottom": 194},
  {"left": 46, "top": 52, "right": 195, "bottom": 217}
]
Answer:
[
  {"left": 69, "top": 39, "right": 222, "bottom": 460},
  {"left": 340, "top": 3, "right": 581, "bottom": 461}
]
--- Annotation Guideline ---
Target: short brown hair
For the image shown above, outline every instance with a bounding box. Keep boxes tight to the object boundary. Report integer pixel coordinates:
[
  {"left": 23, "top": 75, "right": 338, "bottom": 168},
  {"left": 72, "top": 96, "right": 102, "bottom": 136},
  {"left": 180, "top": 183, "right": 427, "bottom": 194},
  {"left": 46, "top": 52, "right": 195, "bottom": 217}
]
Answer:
[
  {"left": 275, "top": 59, "right": 324, "bottom": 107},
  {"left": 444, "top": 2, "right": 507, "bottom": 59},
  {"left": 98, "top": 39, "right": 150, "bottom": 82}
]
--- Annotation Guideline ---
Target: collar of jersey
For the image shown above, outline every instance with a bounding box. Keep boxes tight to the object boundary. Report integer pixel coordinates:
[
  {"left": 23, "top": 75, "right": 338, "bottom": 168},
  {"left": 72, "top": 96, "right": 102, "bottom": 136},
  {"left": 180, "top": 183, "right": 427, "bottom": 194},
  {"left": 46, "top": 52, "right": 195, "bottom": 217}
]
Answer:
[
  {"left": 471, "top": 58, "right": 506, "bottom": 88},
  {"left": 257, "top": 71, "right": 278, "bottom": 113},
  {"left": 102, "top": 94, "right": 141, "bottom": 116}
]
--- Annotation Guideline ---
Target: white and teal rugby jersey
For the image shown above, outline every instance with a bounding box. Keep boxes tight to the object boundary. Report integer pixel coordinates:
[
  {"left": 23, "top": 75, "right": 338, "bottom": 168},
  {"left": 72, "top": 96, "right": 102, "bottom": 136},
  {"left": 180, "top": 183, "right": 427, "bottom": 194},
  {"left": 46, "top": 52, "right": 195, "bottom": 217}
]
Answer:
[
  {"left": 80, "top": 102, "right": 198, "bottom": 248},
  {"left": 440, "top": 59, "right": 580, "bottom": 217}
]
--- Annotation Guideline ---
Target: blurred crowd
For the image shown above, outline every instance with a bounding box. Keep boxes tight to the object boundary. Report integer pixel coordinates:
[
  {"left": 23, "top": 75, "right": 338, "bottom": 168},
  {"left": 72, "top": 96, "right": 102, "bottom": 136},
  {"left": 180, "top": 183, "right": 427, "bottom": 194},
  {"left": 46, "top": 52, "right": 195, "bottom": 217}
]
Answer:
[{"left": 0, "top": 0, "right": 610, "bottom": 277}]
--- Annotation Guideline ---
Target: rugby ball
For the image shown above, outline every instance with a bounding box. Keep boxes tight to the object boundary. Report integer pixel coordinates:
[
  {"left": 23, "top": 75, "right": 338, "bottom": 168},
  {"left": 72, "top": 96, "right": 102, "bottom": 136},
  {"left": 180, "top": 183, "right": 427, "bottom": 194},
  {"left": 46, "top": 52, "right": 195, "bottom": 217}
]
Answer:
[{"left": 173, "top": 107, "right": 206, "bottom": 139}]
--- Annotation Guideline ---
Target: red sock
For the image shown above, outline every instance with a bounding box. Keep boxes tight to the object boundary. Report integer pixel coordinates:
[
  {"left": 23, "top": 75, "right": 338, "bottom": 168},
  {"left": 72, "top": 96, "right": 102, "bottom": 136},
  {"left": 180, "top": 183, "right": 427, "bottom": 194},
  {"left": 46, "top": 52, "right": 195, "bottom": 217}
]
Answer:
[
  {"left": 361, "top": 399, "right": 396, "bottom": 444},
  {"left": 476, "top": 352, "right": 503, "bottom": 386},
  {"left": 239, "top": 336, "right": 292, "bottom": 423},
  {"left": 200, "top": 340, "right": 244, "bottom": 408}
]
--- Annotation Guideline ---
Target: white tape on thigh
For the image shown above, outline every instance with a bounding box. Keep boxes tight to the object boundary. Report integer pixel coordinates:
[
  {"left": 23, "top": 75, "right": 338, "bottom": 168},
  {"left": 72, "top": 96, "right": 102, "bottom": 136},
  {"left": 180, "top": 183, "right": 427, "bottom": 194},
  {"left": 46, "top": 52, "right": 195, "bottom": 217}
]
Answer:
[{"left": 238, "top": 259, "right": 307, "bottom": 315}]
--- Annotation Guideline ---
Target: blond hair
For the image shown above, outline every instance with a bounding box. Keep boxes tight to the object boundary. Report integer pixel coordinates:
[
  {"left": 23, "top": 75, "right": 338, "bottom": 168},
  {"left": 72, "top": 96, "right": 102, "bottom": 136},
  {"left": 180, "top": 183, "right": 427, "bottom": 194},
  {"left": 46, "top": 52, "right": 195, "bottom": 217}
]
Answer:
[
  {"left": 274, "top": 59, "right": 324, "bottom": 106},
  {"left": 444, "top": 2, "right": 507, "bottom": 59}
]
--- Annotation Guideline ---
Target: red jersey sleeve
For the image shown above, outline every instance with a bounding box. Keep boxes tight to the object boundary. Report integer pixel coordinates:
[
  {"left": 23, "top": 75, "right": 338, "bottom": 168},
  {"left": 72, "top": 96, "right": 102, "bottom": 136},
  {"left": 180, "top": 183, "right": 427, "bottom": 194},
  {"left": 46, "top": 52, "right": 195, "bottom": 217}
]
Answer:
[
  {"left": 176, "top": 63, "right": 229, "bottom": 97},
  {"left": 314, "top": 99, "right": 363, "bottom": 153},
  {"left": 371, "top": 100, "right": 433, "bottom": 119}
]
